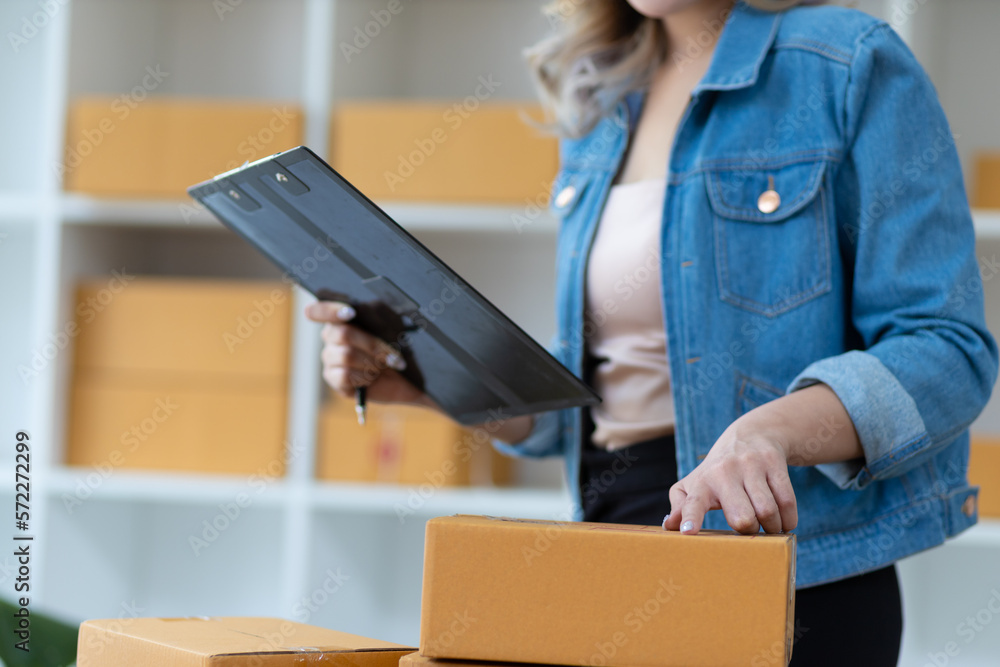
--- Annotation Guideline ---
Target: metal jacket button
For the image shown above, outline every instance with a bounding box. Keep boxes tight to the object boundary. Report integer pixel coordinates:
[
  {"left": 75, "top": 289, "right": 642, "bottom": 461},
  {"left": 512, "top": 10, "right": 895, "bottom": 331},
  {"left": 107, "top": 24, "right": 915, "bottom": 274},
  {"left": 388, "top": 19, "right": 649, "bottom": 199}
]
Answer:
[
  {"left": 962, "top": 495, "right": 977, "bottom": 517},
  {"left": 757, "top": 175, "right": 780, "bottom": 214},
  {"left": 555, "top": 185, "right": 577, "bottom": 209}
]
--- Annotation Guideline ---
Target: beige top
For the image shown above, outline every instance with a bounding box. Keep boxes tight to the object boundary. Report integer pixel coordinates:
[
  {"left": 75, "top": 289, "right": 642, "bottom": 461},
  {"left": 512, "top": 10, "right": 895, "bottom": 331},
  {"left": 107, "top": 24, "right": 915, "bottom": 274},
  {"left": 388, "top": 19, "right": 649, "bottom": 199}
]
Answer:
[{"left": 585, "top": 178, "right": 674, "bottom": 450}]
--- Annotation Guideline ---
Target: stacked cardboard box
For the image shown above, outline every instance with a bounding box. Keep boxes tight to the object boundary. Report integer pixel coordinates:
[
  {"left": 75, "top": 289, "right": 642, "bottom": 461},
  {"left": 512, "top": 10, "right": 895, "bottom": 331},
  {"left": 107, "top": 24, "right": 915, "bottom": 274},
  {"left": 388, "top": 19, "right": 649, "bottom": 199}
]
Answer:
[
  {"left": 63, "top": 98, "right": 303, "bottom": 198},
  {"left": 316, "top": 398, "right": 511, "bottom": 486},
  {"left": 418, "top": 515, "right": 797, "bottom": 667},
  {"left": 970, "top": 435, "right": 1000, "bottom": 518},
  {"left": 76, "top": 516, "right": 797, "bottom": 666},
  {"left": 973, "top": 153, "right": 1000, "bottom": 209},
  {"left": 66, "top": 277, "right": 291, "bottom": 476},
  {"left": 400, "top": 654, "right": 549, "bottom": 667},
  {"left": 331, "top": 102, "right": 558, "bottom": 204},
  {"left": 75, "top": 617, "right": 415, "bottom": 666}
]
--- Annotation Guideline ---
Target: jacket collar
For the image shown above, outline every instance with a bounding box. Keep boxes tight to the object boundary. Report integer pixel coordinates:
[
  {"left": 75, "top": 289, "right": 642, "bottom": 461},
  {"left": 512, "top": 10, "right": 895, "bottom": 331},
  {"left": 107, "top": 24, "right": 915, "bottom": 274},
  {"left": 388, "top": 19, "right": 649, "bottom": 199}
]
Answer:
[
  {"left": 694, "top": 1, "right": 782, "bottom": 93},
  {"left": 624, "top": 2, "right": 782, "bottom": 122}
]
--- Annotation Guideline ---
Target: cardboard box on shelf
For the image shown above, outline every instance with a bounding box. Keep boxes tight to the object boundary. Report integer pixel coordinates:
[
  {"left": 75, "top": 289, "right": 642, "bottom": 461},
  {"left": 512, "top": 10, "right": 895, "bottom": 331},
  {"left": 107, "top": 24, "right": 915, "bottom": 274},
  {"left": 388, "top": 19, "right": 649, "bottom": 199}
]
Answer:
[
  {"left": 400, "top": 653, "right": 550, "bottom": 667},
  {"left": 76, "top": 617, "right": 415, "bottom": 667},
  {"left": 970, "top": 436, "right": 1000, "bottom": 518},
  {"left": 65, "top": 277, "right": 291, "bottom": 475},
  {"left": 73, "top": 278, "right": 292, "bottom": 380},
  {"left": 66, "top": 370, "right": 287, "bottom": 476},
  {"left": 331, "top": 102, "right": 558, "bottom": 204},
  {"left": 64, "top": 98, "right": 303, "bottom": 198},
  {"left": 317, "top": 398, "right": 511, "bottom": 486},
  {"left": 420, "top": 515, "right": 796, "bottom": 667},
  {"left": 974, "top": 154, "right": 1000, "bottom": 209}
]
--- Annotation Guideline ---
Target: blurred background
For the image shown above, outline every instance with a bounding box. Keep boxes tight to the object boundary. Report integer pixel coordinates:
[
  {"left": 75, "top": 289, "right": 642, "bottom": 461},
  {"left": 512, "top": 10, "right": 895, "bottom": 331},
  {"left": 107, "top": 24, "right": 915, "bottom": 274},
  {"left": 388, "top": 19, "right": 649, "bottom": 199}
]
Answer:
[{"left": 0, "top": 1, "right": 999, "bottom": 665}]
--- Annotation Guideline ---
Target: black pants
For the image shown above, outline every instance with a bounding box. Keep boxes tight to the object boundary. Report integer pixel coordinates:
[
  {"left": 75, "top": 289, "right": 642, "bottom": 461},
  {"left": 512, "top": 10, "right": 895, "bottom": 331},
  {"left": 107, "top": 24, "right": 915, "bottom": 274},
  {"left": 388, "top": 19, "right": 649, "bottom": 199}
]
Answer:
[{"left": 579, "top": 432, "right": 903, "bottom": 667}]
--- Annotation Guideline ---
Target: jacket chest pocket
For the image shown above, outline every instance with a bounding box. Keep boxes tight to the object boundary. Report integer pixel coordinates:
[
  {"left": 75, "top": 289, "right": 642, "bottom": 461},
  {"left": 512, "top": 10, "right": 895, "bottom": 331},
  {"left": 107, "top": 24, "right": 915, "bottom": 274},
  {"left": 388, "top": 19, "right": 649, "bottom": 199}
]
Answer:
[{"left": 707, "top": 158, "right": 832, "bottom": 317}]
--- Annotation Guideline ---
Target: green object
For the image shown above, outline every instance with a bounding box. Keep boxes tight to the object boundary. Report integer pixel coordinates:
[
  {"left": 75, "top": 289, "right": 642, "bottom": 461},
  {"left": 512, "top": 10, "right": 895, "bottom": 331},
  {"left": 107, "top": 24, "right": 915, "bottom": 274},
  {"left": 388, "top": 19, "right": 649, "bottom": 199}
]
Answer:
[{"left": 0, "top": 599, "right": 77, "bottom": 667}]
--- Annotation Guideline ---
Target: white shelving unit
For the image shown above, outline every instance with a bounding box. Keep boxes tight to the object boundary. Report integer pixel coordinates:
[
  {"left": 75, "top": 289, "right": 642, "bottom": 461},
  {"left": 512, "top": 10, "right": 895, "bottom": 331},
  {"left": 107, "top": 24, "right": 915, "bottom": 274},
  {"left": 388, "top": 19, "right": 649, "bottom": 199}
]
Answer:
[
  {"left": 2, "top": 0, "right": 1000, "bottom": 663},
  {"left": 1, "top": 0, "right": 566, "bottom": 649}
]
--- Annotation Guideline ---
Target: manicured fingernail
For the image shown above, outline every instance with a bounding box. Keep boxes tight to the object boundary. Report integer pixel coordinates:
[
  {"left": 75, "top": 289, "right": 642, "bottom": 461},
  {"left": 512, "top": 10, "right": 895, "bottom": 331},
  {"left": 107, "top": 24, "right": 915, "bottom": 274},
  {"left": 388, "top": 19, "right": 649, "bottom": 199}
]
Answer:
[
  {"left": 337, "top": 305, "right": 356, "bottom": 321},
  {"left": 680, "top": 520, "right": 694, "bottom": 533},
  {"left": 661, "top": 514, "right": 670, "bottom": 529},
  {"left": 385, "top": 352, "right": 406, "bottom": 371}
]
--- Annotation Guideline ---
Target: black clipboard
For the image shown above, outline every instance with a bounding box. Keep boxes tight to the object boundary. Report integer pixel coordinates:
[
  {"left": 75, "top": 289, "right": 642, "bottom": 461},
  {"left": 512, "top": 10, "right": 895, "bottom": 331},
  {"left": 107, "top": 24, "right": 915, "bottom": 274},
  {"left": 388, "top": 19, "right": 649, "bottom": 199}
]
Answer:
[{"left": 187, "top": 146, "right": 600, "bottom": 426}]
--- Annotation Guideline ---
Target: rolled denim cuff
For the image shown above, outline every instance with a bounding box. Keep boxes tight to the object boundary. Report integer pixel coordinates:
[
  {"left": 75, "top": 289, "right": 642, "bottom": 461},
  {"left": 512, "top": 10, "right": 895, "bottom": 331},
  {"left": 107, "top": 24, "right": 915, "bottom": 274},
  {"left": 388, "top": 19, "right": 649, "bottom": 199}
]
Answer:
[
  {"left": 785, "top": 350, "right": 928, "bottom": 490},
  {"left": 491, "top": 407, "right": 564, "bottom": 459}
]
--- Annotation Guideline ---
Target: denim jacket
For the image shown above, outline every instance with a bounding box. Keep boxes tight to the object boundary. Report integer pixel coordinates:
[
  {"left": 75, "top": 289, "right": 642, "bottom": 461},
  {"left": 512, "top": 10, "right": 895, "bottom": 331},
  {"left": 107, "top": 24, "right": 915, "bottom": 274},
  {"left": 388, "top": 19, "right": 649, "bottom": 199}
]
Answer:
[{"left": 494, "top": 1, "right": 998, "bottom": 587}]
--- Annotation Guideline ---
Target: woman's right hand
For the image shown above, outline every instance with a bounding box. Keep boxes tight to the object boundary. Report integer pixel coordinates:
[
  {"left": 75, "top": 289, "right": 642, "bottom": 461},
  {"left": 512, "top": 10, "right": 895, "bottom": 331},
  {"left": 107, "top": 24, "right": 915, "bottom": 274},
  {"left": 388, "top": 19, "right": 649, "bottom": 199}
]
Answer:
[
  {"left": 306, "top": 299, "right": 536, "bottom": 443},
  {"left": 305, "top": 300, "right": 430, "bottom": 407}
]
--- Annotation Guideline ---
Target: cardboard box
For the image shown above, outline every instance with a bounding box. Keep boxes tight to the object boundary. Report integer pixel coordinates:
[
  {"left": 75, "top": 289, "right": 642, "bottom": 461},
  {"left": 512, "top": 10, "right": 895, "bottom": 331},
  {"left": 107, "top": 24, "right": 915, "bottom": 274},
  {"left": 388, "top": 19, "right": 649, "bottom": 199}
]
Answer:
[
  {"left": 973, "top": 154, "right": 1000, "bottom": 209},
  {"left": 66, "top": 277, "right": 291, "bottom": 475},
  {"left": 400, "top": 653, "right": 550, "bottom": 667},
  {"left": 73, "top": 278, "right": 292, "bottom": 381},
  {"left": 970, "top": 436, "right": 1000, "bottom": 518},
  {"left": 76, "top": 616, "right": 414, "bottom": 667},
  {"left": 420, "top": 515, "right": 796, "bottom": 667},
  {"left": 64, "top": 98, "right": 303, "bottom": 198},
  {"left": 317, "top": 398, "right": 511, "bottom": 486},
  {"left": 331, "top": 102, "right": 558, "bottom": 203},
  {"left": 66, "top": 371, "right": 287, "bottom": 475}
]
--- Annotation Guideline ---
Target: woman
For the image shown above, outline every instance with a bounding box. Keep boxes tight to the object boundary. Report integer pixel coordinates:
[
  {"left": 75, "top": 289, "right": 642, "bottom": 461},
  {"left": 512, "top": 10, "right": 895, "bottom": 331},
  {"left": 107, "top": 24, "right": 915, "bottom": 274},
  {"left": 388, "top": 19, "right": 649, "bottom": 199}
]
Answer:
[{"left": 307, "top": 0, "right": 998, "bottom": 664}]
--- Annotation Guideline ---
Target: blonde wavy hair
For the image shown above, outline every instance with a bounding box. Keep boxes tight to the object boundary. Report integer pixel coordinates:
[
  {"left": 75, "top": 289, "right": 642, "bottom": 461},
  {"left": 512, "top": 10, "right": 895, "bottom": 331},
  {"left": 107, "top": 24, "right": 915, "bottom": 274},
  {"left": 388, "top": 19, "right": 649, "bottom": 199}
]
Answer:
[{"left": 528, "top": 0, "right": 825, "bottom": 138}]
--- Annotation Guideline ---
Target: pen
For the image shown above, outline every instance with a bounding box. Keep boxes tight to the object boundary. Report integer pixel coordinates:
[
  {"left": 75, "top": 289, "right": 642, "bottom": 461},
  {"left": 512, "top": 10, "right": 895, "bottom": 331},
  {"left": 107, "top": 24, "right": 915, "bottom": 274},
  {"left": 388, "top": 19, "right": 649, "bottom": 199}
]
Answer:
[{"left": 355, "top": 386, "right": 367, "bottom": 426}]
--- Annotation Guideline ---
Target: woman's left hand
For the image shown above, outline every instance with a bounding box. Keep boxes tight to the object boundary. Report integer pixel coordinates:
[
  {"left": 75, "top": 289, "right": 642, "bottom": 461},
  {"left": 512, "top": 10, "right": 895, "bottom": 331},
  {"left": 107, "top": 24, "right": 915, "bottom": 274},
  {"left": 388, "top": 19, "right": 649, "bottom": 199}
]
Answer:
[
  {"left": 661, "top": 417, "right": 798, "bottom": 535},
  {"left": 661, "top": 382, "right": 862, "bottom": 535}
]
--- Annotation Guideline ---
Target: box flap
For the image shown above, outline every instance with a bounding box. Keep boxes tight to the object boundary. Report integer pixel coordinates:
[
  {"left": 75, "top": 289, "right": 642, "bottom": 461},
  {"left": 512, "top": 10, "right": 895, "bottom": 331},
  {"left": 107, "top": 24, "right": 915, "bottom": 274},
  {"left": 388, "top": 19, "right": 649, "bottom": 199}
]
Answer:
[
  {"left": 451, "top": 514, "right": 795, "bottom": 542},
  {"left": 80, "top": 617, "right": 413, "bottom": 657}
]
